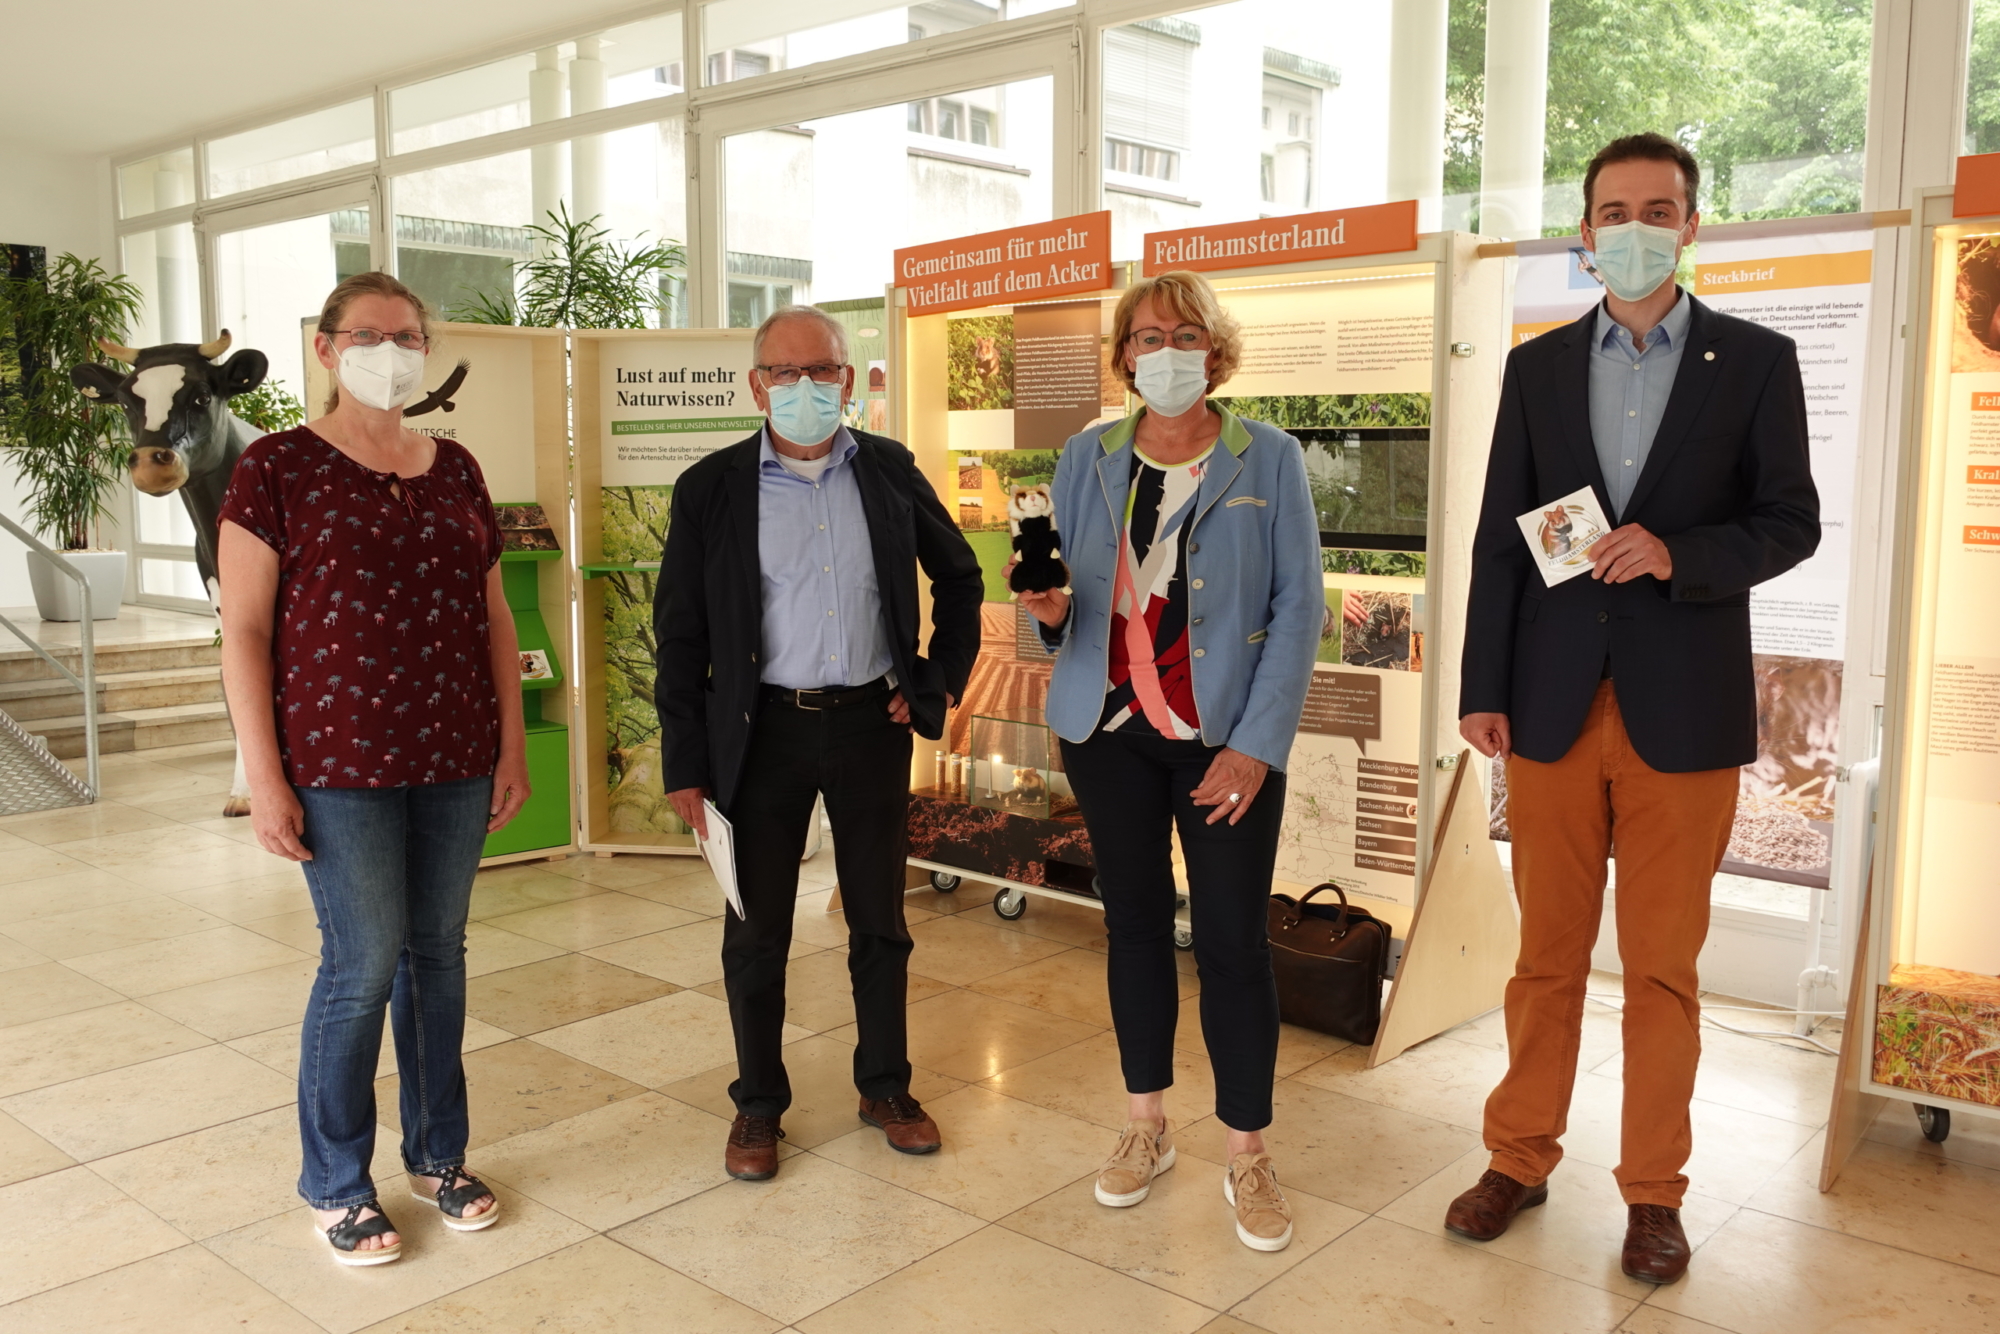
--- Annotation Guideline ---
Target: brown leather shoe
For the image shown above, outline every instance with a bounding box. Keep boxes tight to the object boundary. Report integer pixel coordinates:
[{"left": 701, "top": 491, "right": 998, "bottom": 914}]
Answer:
[
  {"left": 858, "top": 1094, "right": 942, "bottom": 1154},
  {"left": 1443, "top": 1169, "right": 1549, "bottom": 1240},
  {"left": 1622, "top": 1204, "right": 1691, "bottom": 1283},
  {"left": 725, "top": 1114, "right": 783, "bottom": 1180}
]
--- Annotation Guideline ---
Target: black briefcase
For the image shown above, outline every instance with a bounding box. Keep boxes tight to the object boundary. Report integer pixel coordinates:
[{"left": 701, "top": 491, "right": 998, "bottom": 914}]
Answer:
[{"left": 1267, "top": 883, "right": 1392, "bottom": 1045}]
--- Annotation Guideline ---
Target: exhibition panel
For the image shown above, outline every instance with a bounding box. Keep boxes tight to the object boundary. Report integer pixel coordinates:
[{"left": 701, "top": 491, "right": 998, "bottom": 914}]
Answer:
[
  {"left": 890, "top": 205, "right": 1513, "bottom": 1061},
  {"left": 571, "top": 327, "right": 758, "bottom": 855},
  {"left": 1845, "top": 179, "right": 2000, "bottom": 1145},
  {"left": 301, "top": 321, "right": 577, "bottom": 864}
]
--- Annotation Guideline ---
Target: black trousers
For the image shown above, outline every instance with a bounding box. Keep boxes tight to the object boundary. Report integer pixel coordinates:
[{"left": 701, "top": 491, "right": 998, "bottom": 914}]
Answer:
[
  {"left": 722, "top": 692, "right": 915, "bottom": 1118},
  {"left": 1060, "top": 728, "right": 1286, "bottom": 1131}
]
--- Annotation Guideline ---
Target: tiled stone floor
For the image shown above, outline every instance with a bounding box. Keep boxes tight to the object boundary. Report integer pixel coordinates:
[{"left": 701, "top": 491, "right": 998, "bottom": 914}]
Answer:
[{"left": 2, "top": 737, "right": 1998, "bottom": 1332}]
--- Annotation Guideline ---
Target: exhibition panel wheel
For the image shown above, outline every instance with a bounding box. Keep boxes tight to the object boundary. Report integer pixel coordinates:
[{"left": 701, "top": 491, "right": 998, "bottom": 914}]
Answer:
[
  {"left": 1173, "top": 924, "right": 1194, "bottom": 951},
  {"left": 1917, "top": 1104, "right": 1952, "bottom": 1143},
  {"left": 993, "top": 887, "right": 1029, "bottom": 920},
  {"left": 929, "top": 871, "right": 961, "bottom": 892}
]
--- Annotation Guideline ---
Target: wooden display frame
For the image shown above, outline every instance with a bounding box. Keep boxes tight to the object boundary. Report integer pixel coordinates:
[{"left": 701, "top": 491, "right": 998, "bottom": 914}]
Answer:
[
  {"left": 888, "top": 233, "right": 1517, "bottom": 1063},
  {"left": 571, "top": 327, "right": 758, "bottom": 857},
  {"left": 1823, "top": 185, "right": 2000, "bottom": 1184},
  {"left": 302, "top": 321, "right": 577, "bottom": 867}
]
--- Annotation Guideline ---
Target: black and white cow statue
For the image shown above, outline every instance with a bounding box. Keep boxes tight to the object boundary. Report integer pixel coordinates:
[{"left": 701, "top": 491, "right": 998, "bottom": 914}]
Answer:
[{"left": 73, "top": 331, "right": 268, "bottom": 815}]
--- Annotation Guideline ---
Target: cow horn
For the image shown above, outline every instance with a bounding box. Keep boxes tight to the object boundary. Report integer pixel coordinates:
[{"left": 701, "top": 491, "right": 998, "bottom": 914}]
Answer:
[
  {"left": 97, "top": 337, "right": 139, "bottom": 363},
  {"left": 198, "top": 330, "right": 233, "bottom": 360}
]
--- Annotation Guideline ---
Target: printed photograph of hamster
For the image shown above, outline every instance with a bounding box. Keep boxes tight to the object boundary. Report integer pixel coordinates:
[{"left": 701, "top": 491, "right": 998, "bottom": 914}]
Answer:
[
  {"left": 947, "top": 314, "right": 1014, "bottom": 411},
  {"left": 1537, "top": 502, "right": 1603, "bottom": 567}
]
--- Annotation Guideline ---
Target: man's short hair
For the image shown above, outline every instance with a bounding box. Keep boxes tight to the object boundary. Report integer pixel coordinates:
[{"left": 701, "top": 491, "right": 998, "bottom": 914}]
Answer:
[
  {"left": 751, "top": 304, "right": 849, "bottom": 367},
  {"left": 1583, "top": 133, "right": 1701, "bottom": 220}
]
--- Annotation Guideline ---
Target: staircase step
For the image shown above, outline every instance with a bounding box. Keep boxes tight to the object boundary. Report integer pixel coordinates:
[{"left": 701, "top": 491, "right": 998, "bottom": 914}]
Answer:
[
  {"left": 29, "top": 701, "right": 234, "bottom": 759},
  {"left": 0, "top": 635, "right": 221, "bottom": 684},
  {"left": 0, "top": 666, "right": 225, "bottom": 721}
]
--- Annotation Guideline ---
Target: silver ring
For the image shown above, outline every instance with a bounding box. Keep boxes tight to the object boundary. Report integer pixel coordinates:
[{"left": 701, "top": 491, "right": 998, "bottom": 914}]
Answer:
[{"left": 1228, "top": 792, "right": 1241, "bottom": 803}]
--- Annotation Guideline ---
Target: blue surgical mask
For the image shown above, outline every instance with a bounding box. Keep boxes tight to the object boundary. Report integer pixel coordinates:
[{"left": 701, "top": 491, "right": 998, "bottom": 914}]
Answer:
[
  {"left": 766, "top": 378, "right": 844, "bottom": 446},
  {"left": 1587, "top": 220, "right": 1686, "bottom": 302}
]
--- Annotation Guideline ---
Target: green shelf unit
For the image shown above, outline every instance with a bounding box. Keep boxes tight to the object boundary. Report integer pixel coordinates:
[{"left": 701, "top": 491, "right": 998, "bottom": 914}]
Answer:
[
  {"left": 483, "top": 717, "right": 571, "bottom": 857},
  {"left": 580, "top": 561, "right": 660, "bottom": 579},
  {"left": 484, "top": 557, "right": 571, "bottom": 859}
]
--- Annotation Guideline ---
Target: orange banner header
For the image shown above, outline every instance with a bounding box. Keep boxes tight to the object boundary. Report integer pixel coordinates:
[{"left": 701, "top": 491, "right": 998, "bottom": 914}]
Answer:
[
  {"left": 1693, "top": 250, "right": 1870, "bottom": 296},
  {"left": 1966, "top": 525, "right": 2000, "bottom": 545},
  {"left": 1970, "top": 465, "right": 2000, "bottom": 485},
  {"left": 1973, "top": 392, "right": 2000, "bottom": 411},
  {"left": 894, "top": 211, "right": 1112, "bottom": 317},
  {"left": 1140, "top": 200, "right": 1418, "bottom": 276},
  {"left": 1957, "top": 153, "right": 2000, "bottom": 218}
]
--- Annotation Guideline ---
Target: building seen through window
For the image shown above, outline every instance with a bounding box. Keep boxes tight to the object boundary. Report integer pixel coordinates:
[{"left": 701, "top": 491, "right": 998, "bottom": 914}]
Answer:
[{"left": 1100, "top": 4, "right": 1352, "bottom": 257}]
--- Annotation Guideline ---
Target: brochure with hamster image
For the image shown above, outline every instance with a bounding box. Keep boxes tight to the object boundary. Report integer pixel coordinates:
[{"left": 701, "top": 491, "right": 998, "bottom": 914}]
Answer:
[{"left": 1516, "top": 485, "right": 1612, "bottom": 586}]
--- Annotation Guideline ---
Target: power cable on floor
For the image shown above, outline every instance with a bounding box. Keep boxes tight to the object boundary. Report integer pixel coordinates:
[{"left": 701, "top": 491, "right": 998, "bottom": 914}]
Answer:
[{"left": 1584, "top": 992, "right": 1843, "bottom": 1056}]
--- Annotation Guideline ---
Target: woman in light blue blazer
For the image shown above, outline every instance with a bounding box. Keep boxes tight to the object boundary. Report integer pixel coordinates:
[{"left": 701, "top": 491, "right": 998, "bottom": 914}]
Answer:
[{"left": 1017, "top": 270, "right": 1322, "bottom": 1252}]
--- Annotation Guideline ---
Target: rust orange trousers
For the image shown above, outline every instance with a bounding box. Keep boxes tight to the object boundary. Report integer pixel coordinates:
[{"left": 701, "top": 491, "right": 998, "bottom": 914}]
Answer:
[{"left": 1483, "top": 682, "right": 1738, "bottom": 1208}]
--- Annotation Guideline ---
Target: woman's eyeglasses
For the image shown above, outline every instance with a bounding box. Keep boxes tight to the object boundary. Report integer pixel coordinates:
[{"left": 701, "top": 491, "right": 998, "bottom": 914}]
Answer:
[
  {"left": 758, "top": 364, "right": 845, "bottom": 386},
  {"left": 1126, "top": 325, "right": 1210, "bottom": 352},
  {"left": 334, "top": 328, "right": 429, "bottom": 351}
]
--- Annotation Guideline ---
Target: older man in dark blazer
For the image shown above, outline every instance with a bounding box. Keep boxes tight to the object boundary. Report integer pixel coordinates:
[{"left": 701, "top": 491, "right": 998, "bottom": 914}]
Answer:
[
  {"left": 1448, "top": 134, "right": 1819, "bottom": 1284},
  {"left": 654, "top": 305, "right": 982, "bottom": 1182}
]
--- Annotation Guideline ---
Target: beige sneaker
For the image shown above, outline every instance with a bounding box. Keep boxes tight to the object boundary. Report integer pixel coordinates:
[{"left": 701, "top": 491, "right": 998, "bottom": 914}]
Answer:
[
  {"left": 1094, "top": 1119, "right": 1176, "bottom": 1207},
  {"left": 1225, "top": 1152, "right": 1294, "bottom": 1251}
]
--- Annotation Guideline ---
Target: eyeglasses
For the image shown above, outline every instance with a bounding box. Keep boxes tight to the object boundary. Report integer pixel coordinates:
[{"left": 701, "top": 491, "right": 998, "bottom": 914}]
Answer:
[
  {"left": 1126, "top": 324, "right": 1210, "bottom": 352},
  {"left": 757, "top": 364, "right": 845, "bottom": 386},
  {"left": 334, "top": 328, "right": 429, "bottom": 350}
]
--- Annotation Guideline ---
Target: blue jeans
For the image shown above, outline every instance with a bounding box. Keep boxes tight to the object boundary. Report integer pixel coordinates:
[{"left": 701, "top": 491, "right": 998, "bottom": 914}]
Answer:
[{"left": 294, "top": 777, "right": 492, "bottom": 1209}]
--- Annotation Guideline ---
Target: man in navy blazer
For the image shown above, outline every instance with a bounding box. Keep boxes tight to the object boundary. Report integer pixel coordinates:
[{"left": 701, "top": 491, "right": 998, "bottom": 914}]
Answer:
[{"left": 1447, "top": 134, "right": 1819, "bottom": 1284}]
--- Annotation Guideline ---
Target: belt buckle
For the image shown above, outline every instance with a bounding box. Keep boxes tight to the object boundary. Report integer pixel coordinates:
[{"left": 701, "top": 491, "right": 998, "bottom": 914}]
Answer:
[{"left": 792, "top": 688, "right": 826, "bottom": 711}]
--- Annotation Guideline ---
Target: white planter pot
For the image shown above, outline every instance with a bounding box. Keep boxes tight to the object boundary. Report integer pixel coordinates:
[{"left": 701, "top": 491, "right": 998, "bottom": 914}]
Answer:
[{"left": 27, "top": 550, "right": 126, "bottom": 622}]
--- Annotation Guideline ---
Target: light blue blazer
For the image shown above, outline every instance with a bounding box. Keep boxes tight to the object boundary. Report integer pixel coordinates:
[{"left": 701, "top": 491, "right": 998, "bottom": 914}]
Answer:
[{"left": 1040, "top": 404, "right": 1323, "bottom": 772}]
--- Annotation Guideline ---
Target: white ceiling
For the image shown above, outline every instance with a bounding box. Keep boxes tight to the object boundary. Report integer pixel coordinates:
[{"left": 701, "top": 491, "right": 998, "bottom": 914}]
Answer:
[{"left": 3, "top": 0, "right": 669, "bottom": 159}]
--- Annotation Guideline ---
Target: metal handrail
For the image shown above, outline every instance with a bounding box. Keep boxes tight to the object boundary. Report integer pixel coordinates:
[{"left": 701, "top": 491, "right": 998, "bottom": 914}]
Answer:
[{"left": 0, "top": 514, "right": 97, "bottom": 799}]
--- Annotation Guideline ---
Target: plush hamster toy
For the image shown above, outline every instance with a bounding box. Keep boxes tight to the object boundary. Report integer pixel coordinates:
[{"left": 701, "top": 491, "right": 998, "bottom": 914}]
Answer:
[{"left": 1007, "top": 483, "right": 1069, "bottom": 594}]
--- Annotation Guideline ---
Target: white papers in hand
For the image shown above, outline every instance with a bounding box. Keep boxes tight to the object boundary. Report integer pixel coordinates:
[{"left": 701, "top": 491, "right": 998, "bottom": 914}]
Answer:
[
  {"left": 1516, "top": 485, "right": 1612, "bottom": 586},
  {"left": 696, "top": 800, "right": 743, "bottom": 919}
]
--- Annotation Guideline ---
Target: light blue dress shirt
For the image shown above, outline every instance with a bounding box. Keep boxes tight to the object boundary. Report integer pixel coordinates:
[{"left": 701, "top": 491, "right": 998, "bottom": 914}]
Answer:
[
  {"left": 1588, "top": 288, "right": 1690, "bottom": 519},
  {"left": 755, "top": 425, "right": 893, "bottom": 691}
]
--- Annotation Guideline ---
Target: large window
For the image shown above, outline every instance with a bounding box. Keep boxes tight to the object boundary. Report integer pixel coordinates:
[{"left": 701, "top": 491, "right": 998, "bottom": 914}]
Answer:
[
  {"left": 701, "top": 0, "right": 1002, "bottom": 86},
  {"left": 205, "top": 100, "right": 375, "bottom": 198},
  {"left": 723, "top": 76, "right": 1053, "bottom": 318},
  {"left": 1444, "top": 0, "right": 1873, "bottom": 237},
  {"left": 392, "top": 119, "right": 687, "bottom": 324},
  {"left": 1969, "top": 0, "right": 2000, "bottom": 153},
  {"left": 1100, "top": 6, "right": 1352, "bottom": 259},
  {"left": 117, "top": 149, "right": 195, "bottom": 220},
  {"left": 389, "top": 16, "right": 685, "bottom": 155}
]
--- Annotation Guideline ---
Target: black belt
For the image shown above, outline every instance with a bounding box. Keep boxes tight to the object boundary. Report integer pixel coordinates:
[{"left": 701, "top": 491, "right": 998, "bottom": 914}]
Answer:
[{"left": 760, "top": 676, "right": 891, "bottom": 711}]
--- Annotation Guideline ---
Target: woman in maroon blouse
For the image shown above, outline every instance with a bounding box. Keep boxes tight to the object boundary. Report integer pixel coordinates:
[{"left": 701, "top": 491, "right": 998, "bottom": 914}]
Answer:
[{"left": 218, "top": 272, "right": 528, "bottom": 1266}]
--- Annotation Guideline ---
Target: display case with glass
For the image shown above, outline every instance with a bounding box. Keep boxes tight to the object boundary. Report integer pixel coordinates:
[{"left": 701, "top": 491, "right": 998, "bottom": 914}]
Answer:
[
  {"left": 970, "top": 708, "right": 1056, "bottom": 819},
  {"left": 1858, "top": 183, "right": 2000, "bottom": 1129}
]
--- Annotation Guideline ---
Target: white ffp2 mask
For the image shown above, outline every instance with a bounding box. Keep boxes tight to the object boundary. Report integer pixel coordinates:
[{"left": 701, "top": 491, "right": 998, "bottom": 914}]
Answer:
[
  {"left": 337, "top": 342, "right": 427, "bottom": 411},
  {"left": 1133, "top": 347, "right": 1209, "bottom": 418}
]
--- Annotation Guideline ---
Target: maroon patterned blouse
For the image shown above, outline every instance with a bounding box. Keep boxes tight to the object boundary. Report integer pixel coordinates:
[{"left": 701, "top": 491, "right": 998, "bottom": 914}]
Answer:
[{"left": 219, "top": 427, "right": 503, "bottom": 789}]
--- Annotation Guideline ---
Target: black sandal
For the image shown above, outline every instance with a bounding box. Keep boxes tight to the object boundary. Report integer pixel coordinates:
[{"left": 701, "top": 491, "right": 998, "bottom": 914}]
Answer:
[
  {"left": 318, "top": 1200, "right": 402, "bottom": 1266},
  {"left": 409, "top": 1164, "right": 500, "bottom": 1232}
]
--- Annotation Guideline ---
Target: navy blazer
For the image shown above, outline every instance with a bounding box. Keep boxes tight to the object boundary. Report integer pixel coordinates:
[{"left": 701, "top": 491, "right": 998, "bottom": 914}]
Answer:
[
  {"left": 653, "top": 428, "right": 984, "bottom": 809},
  {"left": 1459, "top": 293, "right": 1820, "bottom": 773}
]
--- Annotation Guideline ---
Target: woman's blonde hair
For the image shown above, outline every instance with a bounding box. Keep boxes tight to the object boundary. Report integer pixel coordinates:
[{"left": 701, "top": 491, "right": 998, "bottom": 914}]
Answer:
[
  {"left": 1108, "top": 270, "right": 1243, "bottom": 395},
  {"left": 315, "top": 271, "right": 434, "bottom": 413}
]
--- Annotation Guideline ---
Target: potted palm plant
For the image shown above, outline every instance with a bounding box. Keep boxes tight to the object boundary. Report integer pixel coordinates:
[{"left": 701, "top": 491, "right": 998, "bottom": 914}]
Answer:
[{"left": 0, "top": 250, "right": 142, "bottom": 621}]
